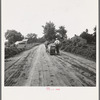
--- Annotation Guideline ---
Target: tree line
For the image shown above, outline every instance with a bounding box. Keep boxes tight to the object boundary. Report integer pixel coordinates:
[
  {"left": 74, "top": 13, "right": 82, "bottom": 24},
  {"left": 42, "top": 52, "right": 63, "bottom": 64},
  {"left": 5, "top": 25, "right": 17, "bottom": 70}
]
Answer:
[
  {"left": 5, "top": 21, "right": 68, "bottom": 45},
  {"left": 5, "top": 21, "right": 96, "bottom": 45}
]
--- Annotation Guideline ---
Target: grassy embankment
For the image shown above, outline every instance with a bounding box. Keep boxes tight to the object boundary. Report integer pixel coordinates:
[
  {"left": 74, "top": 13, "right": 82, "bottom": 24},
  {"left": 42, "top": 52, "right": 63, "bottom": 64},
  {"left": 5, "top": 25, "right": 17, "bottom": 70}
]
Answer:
[
  {"left": 5, "top": 43, "right": 40, "bottom": 58},
  {"left": 60, "top": 36, "right": 96, "bottom": 61}
]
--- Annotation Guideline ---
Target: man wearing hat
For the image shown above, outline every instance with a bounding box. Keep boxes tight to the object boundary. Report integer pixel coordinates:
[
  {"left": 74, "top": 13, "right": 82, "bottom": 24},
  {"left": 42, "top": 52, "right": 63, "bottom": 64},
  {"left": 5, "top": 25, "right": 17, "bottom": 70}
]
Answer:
[{"left": 54, "top": 38, "right": 60, "bottom": 55}]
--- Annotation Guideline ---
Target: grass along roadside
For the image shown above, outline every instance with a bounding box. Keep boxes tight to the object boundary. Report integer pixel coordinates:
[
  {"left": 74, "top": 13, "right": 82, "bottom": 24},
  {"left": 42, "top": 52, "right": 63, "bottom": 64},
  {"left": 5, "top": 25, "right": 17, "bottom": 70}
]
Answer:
[{"left": 5, "top": 43, "right": 40, "bottom": 59}]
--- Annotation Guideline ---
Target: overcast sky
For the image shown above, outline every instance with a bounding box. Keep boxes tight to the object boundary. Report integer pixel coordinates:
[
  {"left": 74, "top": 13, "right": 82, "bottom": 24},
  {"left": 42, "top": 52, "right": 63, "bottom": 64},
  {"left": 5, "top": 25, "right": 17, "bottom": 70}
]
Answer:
[{"left": 2, "top": 0, "right": 98, "bottom": 38}]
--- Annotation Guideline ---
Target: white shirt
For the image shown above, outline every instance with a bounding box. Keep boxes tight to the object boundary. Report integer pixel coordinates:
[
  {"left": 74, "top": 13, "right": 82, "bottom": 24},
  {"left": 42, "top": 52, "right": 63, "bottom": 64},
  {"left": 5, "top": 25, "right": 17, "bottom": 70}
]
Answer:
[{"left": 54, "top": 40, "right": 60, "bottom": 44}]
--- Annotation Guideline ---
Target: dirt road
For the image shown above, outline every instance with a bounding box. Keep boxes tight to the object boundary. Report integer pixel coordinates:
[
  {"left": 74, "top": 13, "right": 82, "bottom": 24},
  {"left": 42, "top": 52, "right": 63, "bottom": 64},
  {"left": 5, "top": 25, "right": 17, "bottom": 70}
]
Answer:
[{"left": 5, "top": 44, "right": 96, "bottom": 86}]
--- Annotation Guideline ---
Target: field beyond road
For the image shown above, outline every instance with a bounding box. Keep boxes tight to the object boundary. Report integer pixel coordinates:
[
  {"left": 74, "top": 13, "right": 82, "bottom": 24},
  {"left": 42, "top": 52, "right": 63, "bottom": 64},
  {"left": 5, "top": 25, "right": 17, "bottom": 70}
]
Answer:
[{"left": 5, "top": 44, "right": 96, "bottom": 86}]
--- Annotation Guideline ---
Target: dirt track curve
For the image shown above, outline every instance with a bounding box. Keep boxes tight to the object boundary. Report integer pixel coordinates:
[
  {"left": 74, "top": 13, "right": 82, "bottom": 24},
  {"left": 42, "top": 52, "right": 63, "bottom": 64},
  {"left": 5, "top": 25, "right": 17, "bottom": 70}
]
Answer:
[{"left": 5, "top": 44, "right": 96, "bottom": 86}]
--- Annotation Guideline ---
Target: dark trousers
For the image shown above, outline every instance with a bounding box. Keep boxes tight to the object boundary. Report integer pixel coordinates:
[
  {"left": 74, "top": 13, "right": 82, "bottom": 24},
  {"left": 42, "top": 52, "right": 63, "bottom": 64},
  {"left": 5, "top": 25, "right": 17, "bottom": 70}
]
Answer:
[{"left": 56, "top": 45, "right": 59, "bottom": 54}]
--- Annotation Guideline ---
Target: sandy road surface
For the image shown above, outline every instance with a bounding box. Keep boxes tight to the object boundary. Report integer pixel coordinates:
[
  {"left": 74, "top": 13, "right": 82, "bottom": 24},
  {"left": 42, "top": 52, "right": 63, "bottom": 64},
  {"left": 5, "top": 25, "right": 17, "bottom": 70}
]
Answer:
[{"left": 5, "top": 44, "right": 96, "bottom": 86}]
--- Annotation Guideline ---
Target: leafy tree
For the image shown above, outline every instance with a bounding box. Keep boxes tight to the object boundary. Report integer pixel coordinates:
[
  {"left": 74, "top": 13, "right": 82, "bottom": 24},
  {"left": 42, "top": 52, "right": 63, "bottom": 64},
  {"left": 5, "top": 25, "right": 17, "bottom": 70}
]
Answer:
[
  {"left": 86, "top": 29, "right": 88, "bottom": 33},
  {"left": 5, "top": 30, "right": 24, "bottom": 44},
  {"left": 57, "top": 26, "right": 67, "bottom": 40},
  {"left": 37, "top": 36, "right": 46, "bottom": 43},
  {"left": 71, "top": 36, "right": 87, "bottom": 47},
  {"left": 80, "top": 29, "right": 93, "bottom": 44},
  {"left": 93, "top": 26, "right": 96, "bottom": 42},
  {"left": 26, "top": 33, "right": 37, "bottom": 43},
  {"left": 42, "top": 21, "right": 56, "bottom": 41},
  {"left": 26, "top": 33, "right": 37, "bottom": 39}
]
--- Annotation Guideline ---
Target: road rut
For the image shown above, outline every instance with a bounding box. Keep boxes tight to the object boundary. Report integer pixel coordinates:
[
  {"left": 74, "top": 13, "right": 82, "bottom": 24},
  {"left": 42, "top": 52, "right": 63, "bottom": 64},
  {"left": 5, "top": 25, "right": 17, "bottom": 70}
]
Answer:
[{"left": 5, "top": 44, "right": 96, "bottom": 86}]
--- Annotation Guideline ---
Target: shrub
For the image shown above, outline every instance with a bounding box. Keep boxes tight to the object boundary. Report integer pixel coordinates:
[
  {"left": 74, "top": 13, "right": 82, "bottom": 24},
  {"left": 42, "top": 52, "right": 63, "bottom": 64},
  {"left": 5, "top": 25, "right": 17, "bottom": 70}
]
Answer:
[
  {"left": 60, "top": 36, "right": 96, "bottom": 61},
  {"left": 5, "top": 43, "right": 40, "bottom": 58}
]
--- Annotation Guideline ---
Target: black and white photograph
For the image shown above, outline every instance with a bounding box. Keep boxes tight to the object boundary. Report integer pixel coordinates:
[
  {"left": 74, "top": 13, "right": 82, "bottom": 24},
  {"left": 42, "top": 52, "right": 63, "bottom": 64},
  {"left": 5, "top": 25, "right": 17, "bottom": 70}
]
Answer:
[{"left": 3, "top": 0, "right": 97, "bottom": 87}]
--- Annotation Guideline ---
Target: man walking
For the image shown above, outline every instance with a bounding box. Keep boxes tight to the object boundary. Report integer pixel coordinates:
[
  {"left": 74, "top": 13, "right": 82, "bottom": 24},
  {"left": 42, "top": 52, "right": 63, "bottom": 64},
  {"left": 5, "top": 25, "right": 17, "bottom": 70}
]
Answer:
[
  {"left": 45, "top": 41, "right": 49, "bottom": 52},
  {"left": 54, "top": 38, "right": 60, "bottom": 55}
]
